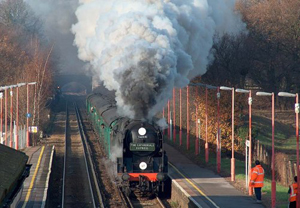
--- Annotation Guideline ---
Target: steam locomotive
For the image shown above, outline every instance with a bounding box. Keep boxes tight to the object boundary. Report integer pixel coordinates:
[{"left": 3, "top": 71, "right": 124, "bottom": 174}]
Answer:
[{"left": 86, "top": 87, "right": 169, "bottom": 196}]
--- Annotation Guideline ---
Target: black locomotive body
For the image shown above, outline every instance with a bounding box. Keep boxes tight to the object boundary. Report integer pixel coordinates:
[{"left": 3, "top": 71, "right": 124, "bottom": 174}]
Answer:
[{"left": 87, "top": 87, "right": 169, "bottom": 196}]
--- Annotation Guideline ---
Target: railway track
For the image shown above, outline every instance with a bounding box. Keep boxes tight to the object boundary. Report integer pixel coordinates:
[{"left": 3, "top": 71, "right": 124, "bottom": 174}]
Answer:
[
  {"left": 129, "top": 195, "right": 166, "bottom": 208},
  {"left": 47, "top": 97, "right": 169, "bottom": 208},
  {"left": 62, "top": 102, "right": 104, "bottom": 208},
  {"left": 47, "top": 97, "right": 125, "bottom": 208},
  {"left": 119, "top": 188, "right": 166, "bottom": 208}
]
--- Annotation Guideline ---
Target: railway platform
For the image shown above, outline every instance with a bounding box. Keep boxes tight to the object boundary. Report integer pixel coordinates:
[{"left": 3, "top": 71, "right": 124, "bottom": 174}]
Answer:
[
  {"left": 16, "top": 145, "right": 54, "bottom": 208},
  {"left": 165, "top": 143, "right": 265, "bottom": 208}
]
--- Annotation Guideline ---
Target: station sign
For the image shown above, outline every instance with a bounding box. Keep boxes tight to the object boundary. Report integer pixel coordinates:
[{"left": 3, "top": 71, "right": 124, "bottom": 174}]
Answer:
[
  {"left": 246, "top": 140, "right": 250, "bottom": 147},
  {"left": 295, "top": 103, "right": 300, "bottom": 114},
  {"left": 29, "top": 126, "right": 38, "bottom": 133},
  {"left": 130, "top": 143, "right": 155, "bottom": 151}
]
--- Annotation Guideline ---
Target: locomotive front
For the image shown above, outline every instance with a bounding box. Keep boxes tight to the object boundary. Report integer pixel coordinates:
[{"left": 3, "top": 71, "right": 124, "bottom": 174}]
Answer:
[{"left": 117, "top": 121, "right": 169, "bottom": 195}]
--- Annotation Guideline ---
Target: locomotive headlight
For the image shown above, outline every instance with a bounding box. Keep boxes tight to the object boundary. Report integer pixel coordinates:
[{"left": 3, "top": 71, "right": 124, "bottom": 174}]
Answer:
[
  {"left": 138, "top": 127, "right": 146, "bottom": 136},
  {"left": 156, "top": 173, "right": 165, "bottom": 181},
  {"left": 139, "top": 162, "right": 147, "bottom": 170},
  {"left": 122, "top": 173, "right": 130, "bottom": 181}
]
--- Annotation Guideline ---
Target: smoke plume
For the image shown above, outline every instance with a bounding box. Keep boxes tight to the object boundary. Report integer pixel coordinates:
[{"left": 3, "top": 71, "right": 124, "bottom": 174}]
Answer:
[{"left": 72, "top": 0, "right": 245, "bottom": 120}]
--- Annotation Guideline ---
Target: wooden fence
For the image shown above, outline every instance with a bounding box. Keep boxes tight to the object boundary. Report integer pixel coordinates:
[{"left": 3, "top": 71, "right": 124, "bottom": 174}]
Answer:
[{"left": 254, "top": 140, "right": 296, "bottom": 186}]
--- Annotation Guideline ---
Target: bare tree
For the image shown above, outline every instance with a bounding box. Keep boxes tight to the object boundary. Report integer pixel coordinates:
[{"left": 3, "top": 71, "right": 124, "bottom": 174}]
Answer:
[
  {"left": 0, "top": 0, "right": 58, "bottom": 134},
  {"left": 204, "top": 33, "right": 252, "bottom": 88},
  {"left": 0, "top": 0, "right": 42, "bottom": 37},
  {"left": 238, "top": 0, "right": 300, "bottom": 93}
]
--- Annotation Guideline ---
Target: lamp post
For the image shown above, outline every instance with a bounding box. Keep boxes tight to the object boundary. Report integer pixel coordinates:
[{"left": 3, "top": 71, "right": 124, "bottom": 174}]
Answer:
[
  {"left": 278, "top": 92, "right": 299, "bottom": 208},
  {"left": 205, "top": 87, "right": 208, "bottom": 162},
  {"left": 16, "top": 83, "right": 26, "bottom": 150},
  {"left": 180, "top": 88, "right": 182, "bottom": 145},
  {"left": 5, "top": 87, "right": 8, "bottom": 146},
  {"left": 26, "top": 82, "right": 37, "bottom": 147},
  {"left": 220, "top": 86, "right": 235, "bottom": 181},
  {"left": 162, "top": 108, "right": 165, "bottom": 136},
  {"left": 26, "top": 83, "right": 29, "bottom": 146},
  {"left": 0, "top": 89, "right": 3, "bottom": 144},
  {"left": 9, "top": 86, "right": 14, "bottom": 148},
  {"left": 168, "top": 100, "right": 170, "bottom": 139},
  {"left": 217, "top": 87, "right": 221, "bottom": 173},
  {"left": 173, "top": 88, "right": 176, "bottom": 142},
  {"left": 189, "top": 83, "right": 218, "bottom": 163},
  {"left": 236, "top": 88, "right": 253, "bottom": 195},
  {"left": 195, "top": 86, "right": 199, "bottom": 155},
  {"left": 256, "top": 91, "right": 276, "bottom": 208},
  {"left": 187, "top": 86, "right": 190, "bottom": 150}
]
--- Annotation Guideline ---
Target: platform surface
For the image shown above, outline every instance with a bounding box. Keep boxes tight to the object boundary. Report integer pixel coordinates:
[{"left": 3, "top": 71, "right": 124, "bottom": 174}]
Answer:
[
  {"left": 165, "top": 143, "right": 265, "bottom": 208},
  {"left": 16, "top": 145, "right": 54, "bottom": 208}
]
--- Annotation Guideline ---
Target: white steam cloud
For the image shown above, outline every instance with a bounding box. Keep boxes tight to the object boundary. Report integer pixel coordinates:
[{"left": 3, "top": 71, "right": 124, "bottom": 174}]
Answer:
[{"left": 72, "top": 0, "right": 245, "bottom": 120}]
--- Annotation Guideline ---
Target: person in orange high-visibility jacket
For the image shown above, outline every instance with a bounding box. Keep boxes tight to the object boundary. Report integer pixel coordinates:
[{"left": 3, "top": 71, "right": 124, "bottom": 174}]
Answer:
[
  {"left": 249, "top": 160, "right": 264, "bottom": 203},
  {"left": 288, "top": 176, "right": 298, "bottom": 208}
]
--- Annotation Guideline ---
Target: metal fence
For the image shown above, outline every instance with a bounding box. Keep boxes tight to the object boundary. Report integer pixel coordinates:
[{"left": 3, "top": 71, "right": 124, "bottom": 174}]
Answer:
[{"left": 0, "top": 124, "right": 27, "bottom": 150}]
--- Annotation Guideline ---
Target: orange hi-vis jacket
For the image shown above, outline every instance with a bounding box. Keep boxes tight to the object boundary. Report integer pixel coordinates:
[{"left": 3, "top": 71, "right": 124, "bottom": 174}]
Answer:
[
  {"left": 249, "top": 165, "right": 264, "bottom": 187},
  {"left": 289, "top": 183, "right": 298, "bottom": 202}
]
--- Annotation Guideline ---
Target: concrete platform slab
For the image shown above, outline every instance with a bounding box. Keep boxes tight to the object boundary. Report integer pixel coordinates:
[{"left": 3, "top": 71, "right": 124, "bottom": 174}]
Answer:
[
  {"left": 16, "top": 145, "right": 54, "bottom": 208},
  {"left": 165, "top": 143, "right": 265, "bottom": 208}
]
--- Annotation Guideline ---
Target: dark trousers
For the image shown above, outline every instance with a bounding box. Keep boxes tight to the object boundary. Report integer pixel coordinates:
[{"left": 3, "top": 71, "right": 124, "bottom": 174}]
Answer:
[
  {"left": 289, "top": 201, "right": 296, "bottom": 208},
  {"left": 254, "top": 187, "right": 262, "bottom": 200}
]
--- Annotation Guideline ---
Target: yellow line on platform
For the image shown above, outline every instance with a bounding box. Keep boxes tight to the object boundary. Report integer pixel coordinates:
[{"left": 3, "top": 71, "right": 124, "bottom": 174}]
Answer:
[
  {"left": 22, "top": 146, "right": 45, "bottom": 208},
  {"left": 168, "top": 162, "right": 220, "bottom": 208}
]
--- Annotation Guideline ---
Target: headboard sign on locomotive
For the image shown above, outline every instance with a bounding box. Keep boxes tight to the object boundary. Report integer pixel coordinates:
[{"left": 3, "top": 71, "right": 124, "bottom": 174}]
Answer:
[{"left": 87, "top": 88, "right": 170, "bottom": 197}]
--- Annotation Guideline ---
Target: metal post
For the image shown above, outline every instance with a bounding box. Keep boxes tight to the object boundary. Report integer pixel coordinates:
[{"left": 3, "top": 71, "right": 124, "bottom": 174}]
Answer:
[
  {"left": 170, "top": 114, "right": 173, "bottom": 141},
  {"left": 195, "top": 85, "right": 199, "bottom": 155},
  {"left": 10, "top": 89, "right": 13, "bottom": 148},
  {"left": 33, "top": 83, "right": 37, "bottom": 146},
  {"left": 195, "top": 106, "right": 198, "bottom": 138},
  {"left": 205, "top": 87, "right": 209, "bottom": 163},
  {"left": 231, "top": 88, "right": 235, "bottom": 181},
  {"left": 26, "top": 84, "right": 30, "bottom": 147},
  {"left": 180, "top": 88, "right": 182, "bottom": 146},
  {"left": 246, "top": 142, "right": 248, "bottom": 189},
  {"left": 168, "top": 100, "right": 170, "bottom": 139},
  {"left": 187, "top": 86, "right": 189, "bottom": 150},
  {"left": 271, "top": 93, "right": 276, "bottom": 208},
  {"left": 248, "top": 90, "right": 253, "bottom": 195},
  {"left": 195, "top": 106, "right": 198, "bottom": 155},
  {"left": 217, "top": 87, "right": 221, "bottom": 173},
  {"left": 5, "top": 88, "right": 7, "bottom": 146},
  {"left": 0, "top": 92, "right": 3, "bottom": 144},
  {"left": 296, "top": 94, "right": 300, "bottom": 208},
  {"left": 195, "top": 86, "right": 198, "bottom": 139},
  {"left": 16, "top": 86, "right": 19, "bottom": 150},
  {"left": 198, "top": 118, "right": 201, "bottom": 154},
  {"left": 278, "top": 92, "right": 300, "bottom": 207},
  {"left": 162, "top": 108, "right": 165, "bottom": 136},
  {"left": 173, "top": 88, "right": 176, "bottom": 142}
]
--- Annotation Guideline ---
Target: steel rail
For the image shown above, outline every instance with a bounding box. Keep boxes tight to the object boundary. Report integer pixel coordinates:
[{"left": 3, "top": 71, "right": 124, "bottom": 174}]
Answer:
[
  {"left": 61, "top": 102, "right": 68, "bottom": 208},
  {"left": 118, "top": 187, "right": 134, "bottom": 208},
  {"left": 74, "top": 102, "right": 105, "bottom": 208},
  {"left": 119, "top": 188, "right": 165, "bottom": 208},
  {"left": 156, "top": 196, "right": 166, "bottom": 208}
]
